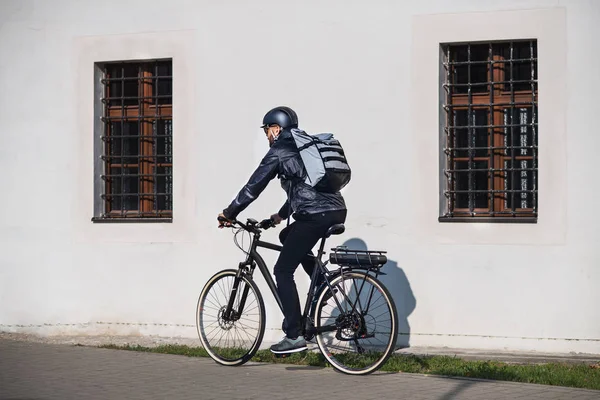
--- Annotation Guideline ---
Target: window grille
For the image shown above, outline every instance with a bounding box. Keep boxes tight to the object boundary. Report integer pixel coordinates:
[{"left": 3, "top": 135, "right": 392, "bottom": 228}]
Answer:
[
  {"left": 94, "top": 60, "right": 173, "bottom": 221},
  {"left": 440, "top": 40, "right": 538, "bottom": 222}
]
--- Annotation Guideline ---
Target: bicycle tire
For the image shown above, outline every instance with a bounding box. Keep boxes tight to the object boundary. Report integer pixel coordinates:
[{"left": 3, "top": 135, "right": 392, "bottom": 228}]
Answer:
[
  {"left": 196, "top": 269, "right": 266, "bottom": 366},
  {"left": 315, "top": 271, "right": 398, "bottom": 375}
]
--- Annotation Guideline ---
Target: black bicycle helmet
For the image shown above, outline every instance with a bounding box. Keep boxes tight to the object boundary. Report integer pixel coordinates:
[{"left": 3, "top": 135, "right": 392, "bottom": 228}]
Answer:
[{"left": 260, "top": 106, "right": 298, "bottom": 129}]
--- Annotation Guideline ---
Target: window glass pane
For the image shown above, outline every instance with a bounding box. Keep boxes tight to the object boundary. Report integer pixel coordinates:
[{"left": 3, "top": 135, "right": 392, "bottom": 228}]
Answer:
[
  {"left": 123, "top": 65, "right": 139, "bottom": 105},
  {"left": 453, "top": 160, "right": 489, "bottom": 209},
  {"left": 503, "top": 107, "right": 537, "bottom": 157},
  {"left": 450, "top": 44, "right": 488, "bottom": 94},
  {"left": 473, "top": 160, "right": 489, "bottom": 209},
  {"left": 156, "top": 166, "right": 173, "bottom": 211},
  {"left": 504, "top": 159, "right": 535, "bottom": 210},
  {"left": 453, "top": 109, "right": 489, "bottom": 158},
  {"left": 512, "top": 41, "right": 537, "bottom": 92},
  {"left": 109, "top": 121, "right": 139, "bottom": 164},
  {"left": 107, "top": 65, "right": 122, "bottom": 107},
  {"left": 496, "top": 41, "right": 537, "bottom": 92},
  {"left": 107, "top": 64, "right": 138, "bottom": 106},
  {"left": 154, "top": 120, "right": 173, "bottom": 163},
  {"left": 109, "top": 167, "right": 139, "bottom": 211},
  {"left": 454, "top": 161, "right": 469, "bottom": 209},
  {"left": 153, "top": 61, "right": 172, "bottom": 105}
]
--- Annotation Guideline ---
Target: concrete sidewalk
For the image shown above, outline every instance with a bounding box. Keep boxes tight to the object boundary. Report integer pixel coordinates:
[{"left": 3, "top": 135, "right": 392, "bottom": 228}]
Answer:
[{"left": 1, "top": 339, "right": 599, "bottom": 400}]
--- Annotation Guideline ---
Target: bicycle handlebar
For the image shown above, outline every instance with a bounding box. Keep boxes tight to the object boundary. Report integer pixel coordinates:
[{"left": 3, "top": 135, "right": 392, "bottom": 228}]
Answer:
[{"left": 218, "top": 216, "right": 275, "bottom": 233}]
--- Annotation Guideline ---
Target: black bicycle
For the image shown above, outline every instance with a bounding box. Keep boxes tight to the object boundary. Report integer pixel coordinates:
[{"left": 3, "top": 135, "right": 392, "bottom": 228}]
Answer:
[{"left": 196, "top": 217, "right": 398, "bottom": 375}]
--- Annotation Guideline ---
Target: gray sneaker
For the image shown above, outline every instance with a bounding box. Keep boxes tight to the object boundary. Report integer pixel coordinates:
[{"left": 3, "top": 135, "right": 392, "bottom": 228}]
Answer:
[{"left": 270, "top": 336, "right": 307, "bottom": 354}]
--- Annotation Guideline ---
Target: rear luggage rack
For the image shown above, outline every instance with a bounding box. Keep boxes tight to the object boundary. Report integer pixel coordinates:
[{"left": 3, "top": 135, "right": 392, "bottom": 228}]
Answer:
[{"left": 329, "top": 246, "right": 388, "bottom": 267}]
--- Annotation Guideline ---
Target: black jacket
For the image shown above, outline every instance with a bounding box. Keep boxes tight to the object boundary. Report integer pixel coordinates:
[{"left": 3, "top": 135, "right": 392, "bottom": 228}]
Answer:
[{"left": 223, "top": 129, "right": 346, "bottom": 220}]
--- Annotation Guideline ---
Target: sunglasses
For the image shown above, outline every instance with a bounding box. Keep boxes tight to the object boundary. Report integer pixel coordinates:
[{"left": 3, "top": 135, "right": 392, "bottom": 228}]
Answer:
[{"left": 263, "top": 124, "right": 278, "bottom": 133}]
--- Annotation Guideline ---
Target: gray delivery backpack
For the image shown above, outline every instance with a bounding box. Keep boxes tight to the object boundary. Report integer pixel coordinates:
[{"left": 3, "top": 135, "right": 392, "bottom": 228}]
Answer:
[{"left": 290, "top": 128, "right": 351, "bottom": 193}]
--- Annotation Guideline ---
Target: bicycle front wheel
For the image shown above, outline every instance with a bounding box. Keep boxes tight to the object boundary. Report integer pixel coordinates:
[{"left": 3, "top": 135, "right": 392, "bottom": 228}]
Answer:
[
  {"left": 315, "top": 271, "right": 398, "bottom": 375},
  {"left": 196, "top": 269, "right": 265, "bottom": 366}
]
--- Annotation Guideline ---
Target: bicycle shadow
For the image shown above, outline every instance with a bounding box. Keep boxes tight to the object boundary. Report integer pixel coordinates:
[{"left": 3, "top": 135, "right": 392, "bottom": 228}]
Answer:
[
  {"left": 285, "top": 365, "right": 326, "bottom": 371},
  {"left": 285, "top": 365, "right": 397, "bottom": 375},
  {"left": 339, "top": 238, "right": 416, "bottom": 350}
]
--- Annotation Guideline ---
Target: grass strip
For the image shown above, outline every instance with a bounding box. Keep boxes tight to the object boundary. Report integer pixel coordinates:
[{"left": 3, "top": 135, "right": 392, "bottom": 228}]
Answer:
[{"left": 100, "top": 344, "right": 600, "bottom": 390}]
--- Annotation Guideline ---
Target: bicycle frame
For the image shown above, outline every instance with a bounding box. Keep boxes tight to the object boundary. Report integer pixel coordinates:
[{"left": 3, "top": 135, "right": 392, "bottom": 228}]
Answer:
[
  {"left": 223, "top": 220, "right": 341, "bottom": 335},
  {"left": 222, "top": 218, "right": 382, "bottom": 339}
]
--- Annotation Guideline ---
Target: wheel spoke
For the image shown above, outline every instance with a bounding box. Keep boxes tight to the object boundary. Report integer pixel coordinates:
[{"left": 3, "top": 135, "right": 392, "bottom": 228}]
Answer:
[
  {"left": 197, "top": 271, "right": 264, "bottom": 365},
  {"left": 315, "top": 272, "right": 397, "bottom": 375}
]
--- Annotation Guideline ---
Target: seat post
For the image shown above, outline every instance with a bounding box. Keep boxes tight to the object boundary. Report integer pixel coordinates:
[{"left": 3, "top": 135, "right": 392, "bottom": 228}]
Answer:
[{"left": 317, "top": 236, "right": 327, "bottom": 260}]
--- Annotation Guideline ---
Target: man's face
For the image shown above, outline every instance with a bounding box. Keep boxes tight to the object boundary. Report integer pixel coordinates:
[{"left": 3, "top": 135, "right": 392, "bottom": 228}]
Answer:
[{"left": 264, "top": 125, "right": 281, "bottom": 146}]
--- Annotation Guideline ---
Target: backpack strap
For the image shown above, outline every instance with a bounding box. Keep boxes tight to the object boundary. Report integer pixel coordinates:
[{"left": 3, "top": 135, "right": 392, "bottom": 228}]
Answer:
[{"left": 286, "top": 185, "right": 292, "bottom": 227}]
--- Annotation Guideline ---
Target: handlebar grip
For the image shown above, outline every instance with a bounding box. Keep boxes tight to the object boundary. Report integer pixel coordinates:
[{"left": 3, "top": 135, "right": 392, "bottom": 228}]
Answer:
[
  {"left": 259, "top": 217, "right": 275, "bottom": 230},
  {"left": 218, "top": 216, "right": 236, "bottom": 227}
]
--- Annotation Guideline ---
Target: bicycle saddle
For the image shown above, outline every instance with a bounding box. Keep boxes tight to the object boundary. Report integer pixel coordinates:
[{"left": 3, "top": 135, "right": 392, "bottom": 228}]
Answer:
[{"left": 325, "top": 224, "right": 345, "bottom": 238}]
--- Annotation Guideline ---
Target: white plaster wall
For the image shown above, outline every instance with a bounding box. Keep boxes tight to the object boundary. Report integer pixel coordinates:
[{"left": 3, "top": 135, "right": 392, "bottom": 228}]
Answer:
[{"left": 0, "top": 0, "right": 598, "bottom": 354}]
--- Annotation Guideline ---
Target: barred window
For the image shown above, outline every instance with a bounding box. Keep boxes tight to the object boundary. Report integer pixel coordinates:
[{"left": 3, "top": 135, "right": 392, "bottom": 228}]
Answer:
[
  {"left": 93, "top": 60, "right": 173, "bottom": 221},
  {"left": 440, "top": 40, "right": 538, "bottom": 222}
]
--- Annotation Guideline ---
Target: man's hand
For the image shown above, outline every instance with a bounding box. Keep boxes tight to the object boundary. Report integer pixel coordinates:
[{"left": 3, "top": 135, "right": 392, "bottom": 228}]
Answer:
[
  {"left": 259, "top": 213, "right": 283, "bottom": 230},
  {"left": 217, "top": 213, "right": 233, "bottom": 228},
  {"left": 270, "top": 213, "right": 283, "bottom": 225}
]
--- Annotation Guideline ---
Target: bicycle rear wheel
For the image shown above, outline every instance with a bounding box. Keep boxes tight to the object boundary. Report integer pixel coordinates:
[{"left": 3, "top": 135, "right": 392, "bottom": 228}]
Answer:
[
  {"left": 196, "top": 269, "right": 265, "bottom": 366},
  {"left": 315, "top": 271, "right": 398, "bottom": 375}
]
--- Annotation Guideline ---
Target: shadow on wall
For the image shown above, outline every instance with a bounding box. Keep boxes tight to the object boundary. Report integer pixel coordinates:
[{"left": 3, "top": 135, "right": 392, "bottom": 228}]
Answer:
[{"left": 340, "top": 238, "right": 416, "bottom": 349}]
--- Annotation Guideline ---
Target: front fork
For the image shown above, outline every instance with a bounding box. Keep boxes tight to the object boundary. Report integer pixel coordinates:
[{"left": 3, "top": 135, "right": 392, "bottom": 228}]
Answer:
[{"left": 223, "top": 261, "right": 255, "bottom": 321}]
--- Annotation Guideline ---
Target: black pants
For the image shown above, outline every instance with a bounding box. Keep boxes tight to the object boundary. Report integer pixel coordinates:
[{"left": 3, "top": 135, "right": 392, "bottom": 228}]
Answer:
[{"left": 274, "top": 209, "right": 347, "bottom": 338}]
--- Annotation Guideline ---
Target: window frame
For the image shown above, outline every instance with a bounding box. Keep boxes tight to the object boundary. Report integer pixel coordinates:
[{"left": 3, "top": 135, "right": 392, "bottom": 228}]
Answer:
[
  {"left": 92, "top": 59, "right": 173, "bottom": 223},
  {"left": 439, "top": 40, "right": 538, "bottom": 223}
]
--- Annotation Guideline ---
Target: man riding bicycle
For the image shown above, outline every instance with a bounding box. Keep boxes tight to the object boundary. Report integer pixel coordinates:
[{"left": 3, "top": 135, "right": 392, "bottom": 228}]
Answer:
[{"left": 218, "top": 106, "right": 347, "bottom": 355}]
